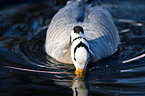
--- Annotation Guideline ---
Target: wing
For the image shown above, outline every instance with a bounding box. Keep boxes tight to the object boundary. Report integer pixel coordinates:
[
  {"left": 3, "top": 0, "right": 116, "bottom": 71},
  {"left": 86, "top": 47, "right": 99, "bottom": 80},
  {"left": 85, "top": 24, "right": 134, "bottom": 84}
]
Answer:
[
  {"left": 45, "top": 1, "right": 85, "bottom": 63},
  {"left": 82, "top": 6, "right": 120, "bottom": 62}
]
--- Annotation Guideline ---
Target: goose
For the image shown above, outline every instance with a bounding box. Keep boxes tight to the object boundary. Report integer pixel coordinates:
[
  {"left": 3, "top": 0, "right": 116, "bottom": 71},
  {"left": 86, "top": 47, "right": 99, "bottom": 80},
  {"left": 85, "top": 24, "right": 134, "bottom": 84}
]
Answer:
[{"left": 45, "top": 0, "right": 120, "bottom": 78}]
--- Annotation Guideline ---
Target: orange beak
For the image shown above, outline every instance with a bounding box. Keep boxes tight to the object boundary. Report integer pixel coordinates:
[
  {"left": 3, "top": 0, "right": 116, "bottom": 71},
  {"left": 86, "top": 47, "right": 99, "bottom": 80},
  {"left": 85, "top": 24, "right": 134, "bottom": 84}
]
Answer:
[{"left": 75, "top": 67, "right": 85, "bottom": 79}]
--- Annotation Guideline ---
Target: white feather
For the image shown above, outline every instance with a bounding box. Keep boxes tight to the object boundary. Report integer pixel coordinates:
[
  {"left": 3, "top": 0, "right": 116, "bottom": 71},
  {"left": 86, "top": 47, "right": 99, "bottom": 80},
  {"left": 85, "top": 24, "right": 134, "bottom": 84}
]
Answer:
[{"left": 73, "top": 47, "right": 89, "bottom": 69}]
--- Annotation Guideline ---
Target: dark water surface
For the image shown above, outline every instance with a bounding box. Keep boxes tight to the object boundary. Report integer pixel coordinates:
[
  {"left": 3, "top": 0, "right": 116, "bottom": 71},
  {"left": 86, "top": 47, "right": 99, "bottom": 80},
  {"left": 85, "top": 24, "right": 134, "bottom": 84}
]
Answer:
[{"left": 0, "top": 0, "right": 145, "bottom": 96}]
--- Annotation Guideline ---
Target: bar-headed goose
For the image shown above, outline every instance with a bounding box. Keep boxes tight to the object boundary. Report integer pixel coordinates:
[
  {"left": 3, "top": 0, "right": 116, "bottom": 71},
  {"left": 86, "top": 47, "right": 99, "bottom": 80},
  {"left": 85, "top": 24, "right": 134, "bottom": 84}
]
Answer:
[{"left": 45, "top": 0, "right": 120, "bottom": 78}]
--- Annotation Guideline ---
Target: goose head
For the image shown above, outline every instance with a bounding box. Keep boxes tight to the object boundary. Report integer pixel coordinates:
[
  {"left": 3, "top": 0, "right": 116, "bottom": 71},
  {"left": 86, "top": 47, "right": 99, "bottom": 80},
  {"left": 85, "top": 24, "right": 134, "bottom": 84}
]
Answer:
[{"left": 70, "top": 26, "right": 90, "bottom": 79}]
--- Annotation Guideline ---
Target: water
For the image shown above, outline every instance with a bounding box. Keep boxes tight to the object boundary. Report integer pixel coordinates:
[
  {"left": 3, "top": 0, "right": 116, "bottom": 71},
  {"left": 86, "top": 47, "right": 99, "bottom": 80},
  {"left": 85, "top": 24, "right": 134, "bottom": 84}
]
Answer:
[{"left": 0, "top": 0, "right": 145, "bottom": 96}]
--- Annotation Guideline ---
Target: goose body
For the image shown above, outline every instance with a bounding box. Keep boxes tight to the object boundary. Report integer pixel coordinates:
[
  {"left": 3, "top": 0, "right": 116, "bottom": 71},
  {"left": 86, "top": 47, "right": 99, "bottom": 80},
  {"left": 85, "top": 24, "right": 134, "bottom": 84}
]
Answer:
[{"left": 45, "top": 0, "right": 120, "bottom": 76}]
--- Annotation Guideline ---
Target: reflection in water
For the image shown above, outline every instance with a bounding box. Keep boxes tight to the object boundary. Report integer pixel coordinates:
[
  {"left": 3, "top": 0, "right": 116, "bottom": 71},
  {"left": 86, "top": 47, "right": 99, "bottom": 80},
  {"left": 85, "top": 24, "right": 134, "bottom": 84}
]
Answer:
[
  {"left": 122, "top": 53, "right": 145, "bottom": 64},
  {"left": 72, "top": 78, "right": 90, "bottom": 96}
]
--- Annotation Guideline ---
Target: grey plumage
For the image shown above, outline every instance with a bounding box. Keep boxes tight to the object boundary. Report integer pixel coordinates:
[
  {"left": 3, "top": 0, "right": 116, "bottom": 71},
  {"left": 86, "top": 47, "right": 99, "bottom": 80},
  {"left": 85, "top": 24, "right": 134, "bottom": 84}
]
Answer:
[{"left": 45, "top": 0, "right": 120, "bottom": 64}]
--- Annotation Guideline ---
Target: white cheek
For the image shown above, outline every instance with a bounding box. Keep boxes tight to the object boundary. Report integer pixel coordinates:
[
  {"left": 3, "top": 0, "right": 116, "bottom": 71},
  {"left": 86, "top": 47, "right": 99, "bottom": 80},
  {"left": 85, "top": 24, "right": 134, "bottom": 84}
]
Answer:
[
  {"left": 74, "top": 47, "right": 89, "bottom": 69},
  {"left": 71, "top": 40, "right": 80, "bottom": 58},
  {"left": 71, "top": 31, "right": 80, "bottom": 41}
]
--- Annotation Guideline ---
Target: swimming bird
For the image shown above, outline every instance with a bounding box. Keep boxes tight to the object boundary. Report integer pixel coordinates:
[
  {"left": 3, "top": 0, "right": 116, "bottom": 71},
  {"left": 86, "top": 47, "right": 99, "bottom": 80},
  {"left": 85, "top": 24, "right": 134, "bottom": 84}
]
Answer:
[{"left": 45, "top": 0, "right": 120, "bottom": 78}]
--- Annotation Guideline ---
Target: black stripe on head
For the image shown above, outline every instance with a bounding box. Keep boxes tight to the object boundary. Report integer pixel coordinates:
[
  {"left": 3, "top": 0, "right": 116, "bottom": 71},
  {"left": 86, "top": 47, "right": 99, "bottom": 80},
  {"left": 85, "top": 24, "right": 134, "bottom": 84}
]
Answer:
[
  {"left": 73, "top": 26, "right": 84, "bottom": 34},
  {"left": 72, "top": 37, "right": 88, "bottom": 43},
  {"left": 74, "top": 41, "right": 89, "bottom": 61}
]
